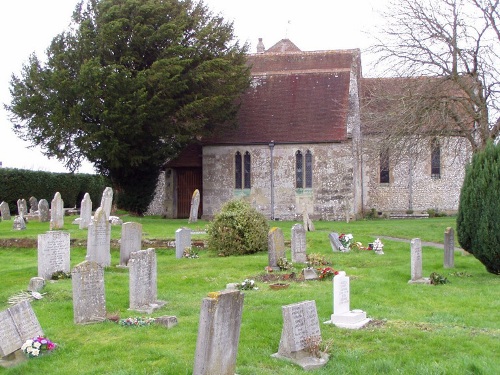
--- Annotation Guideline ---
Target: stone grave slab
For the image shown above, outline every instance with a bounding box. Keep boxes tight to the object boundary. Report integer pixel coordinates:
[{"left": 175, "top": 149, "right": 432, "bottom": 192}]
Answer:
[
  {"left": 38, "top": 231, "right": 70, "bottom": 280},
  {"left": 291, "top": 223, "right": 307, "bottom": 263},
  {"left": 268, "top": 227, "right": 286, "bottom": 270},
  {"left": 175, "top": 227, "right": 191, "bottom": 259},
  {"left": 329, "top": 232, "right": 347, "bottom": 252},
  {"left": 72, "top": 260, "right": 106, "bottom": 324}
]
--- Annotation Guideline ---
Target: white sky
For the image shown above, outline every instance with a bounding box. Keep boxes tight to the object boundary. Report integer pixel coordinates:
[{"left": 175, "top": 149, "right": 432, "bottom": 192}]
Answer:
[{"left": 0, "top": 0, "right": 386, "bottom": 173}]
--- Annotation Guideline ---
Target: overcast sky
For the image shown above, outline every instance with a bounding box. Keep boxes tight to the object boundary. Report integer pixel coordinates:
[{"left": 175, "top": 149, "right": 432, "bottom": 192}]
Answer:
[{"left": 0, "top": 0, "right": 386, "bottom": 173}]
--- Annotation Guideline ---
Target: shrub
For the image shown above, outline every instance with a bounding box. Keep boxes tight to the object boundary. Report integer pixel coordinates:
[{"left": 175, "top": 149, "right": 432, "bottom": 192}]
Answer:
[
  {"left": 457, "top": 140, "right": 500, "bottom": 275},
  {"left": 207, "top": 199, "right": 269, "bottom": 256}
]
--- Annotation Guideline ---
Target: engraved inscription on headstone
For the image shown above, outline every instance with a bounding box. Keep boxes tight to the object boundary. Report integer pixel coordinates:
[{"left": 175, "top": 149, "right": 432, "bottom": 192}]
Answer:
[
  {"left": 86, "top": 207, "right": 111, "bottom": 267},
  {"left": 38, "top": 231, "right": 70, "bottom": 280},
  {"left": 71, "top": 261, "right": 106, "bottom": 324},
  {"left": 291, "top": 223, "right": 307, "bottom": 263}
]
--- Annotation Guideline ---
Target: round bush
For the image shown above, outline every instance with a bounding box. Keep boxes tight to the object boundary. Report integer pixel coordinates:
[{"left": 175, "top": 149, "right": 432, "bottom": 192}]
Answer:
[{"left": 207, "top": 199, "right": 269, "bottom": 256}]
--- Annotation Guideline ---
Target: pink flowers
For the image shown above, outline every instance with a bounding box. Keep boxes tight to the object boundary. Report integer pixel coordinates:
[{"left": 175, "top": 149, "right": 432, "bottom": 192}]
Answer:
[{"left": 21, "top": 336, "right": 57, "bottom": 357}]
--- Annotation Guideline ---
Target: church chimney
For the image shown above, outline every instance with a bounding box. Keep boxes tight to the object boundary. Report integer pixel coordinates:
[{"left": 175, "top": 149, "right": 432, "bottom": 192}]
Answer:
[{"left": 256, "top": 38, "right": 265, "bottom": 53}]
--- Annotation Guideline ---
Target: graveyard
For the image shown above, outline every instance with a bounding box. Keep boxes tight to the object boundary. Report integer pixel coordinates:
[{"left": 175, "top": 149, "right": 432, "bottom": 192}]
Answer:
[{"left": 0, "top": 213, "right": 498, "bottom": 374}]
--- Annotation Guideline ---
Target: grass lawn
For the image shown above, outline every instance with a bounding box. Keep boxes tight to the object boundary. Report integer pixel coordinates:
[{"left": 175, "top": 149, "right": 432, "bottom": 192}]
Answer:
[{"left": 0, "top": 215, "right": 498, "bottom": 374}]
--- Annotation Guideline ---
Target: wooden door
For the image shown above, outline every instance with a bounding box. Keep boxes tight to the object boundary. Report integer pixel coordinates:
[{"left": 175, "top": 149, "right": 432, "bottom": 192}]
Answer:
[{"left": 176, "top": 168, "right": 202, "bottom": 218}]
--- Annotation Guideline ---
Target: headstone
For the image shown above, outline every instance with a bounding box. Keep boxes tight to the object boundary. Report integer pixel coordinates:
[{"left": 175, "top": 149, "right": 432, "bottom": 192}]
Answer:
[
  {"left": 329, "top": 232, "right": 346, "bottom": 252},
  {"left": 28, "top": 196, "right": 38, "bottom": 213},
  {"left": 303, "top": 267, "right": 318, "bottom": 280},
  {"left": 302, "top": 209, "right": 315, "bottom": 232},
  {"left": 27, "top": 277, "right": 45, "bottom": 292},
  {"left": 175, "top": 227, "right": 191, "bottom": 259},
  {"left": 119, "top": 222, "right": 142, "bottom": 267},
  {"left": 86, "top": 207, "right": 111, "bottom": 267},
  {"left": 0, "top": 300, "right": 44, "bottom": 357},
  {"left": 37, "top": 231, "right": 71, "bottom": 280},
  {"left": 155, "top": 315, "right": 178, "bottom": 329},
  {"left": 50, "top": 192, "right": 64, "bottom": 230},
  {"left": 193, "top": 290, "right": 244, "bottom": 375},
  {"left": 100, "top": 187, "right": 113, "bottom": 219},
  {"left": 38, "top": 199, "right": 50, "bottom": 222},
  {"left": 272, "top": 300, "right": 329, "bottom": 370},
  {"left": 188, "top": 189, "right": 200, "bottom": 223},
  {"left": 79, "top": 193, "right": 92, "bottom": 229},
  {"left": 291, "top": 223, "right": 307, "bottom": 263},
  {"left": 0, "top": 201, "right": 11, "bottom": 220},
  {"left": 12, "top": 216, "right": 26, "bottom": 230},
  {"left": 71, "top": 260, "right": 106, "bottom": 324},
  {"left": 325, "top": 271, "right": 371, "bottom": 329},
  {"left": 16, "top": 198, "right": 27, "bottom": 218},
  {"left": 128, "top": 248, "right": 166, "bottom": 313},
  {"left": 408, "top": 238, "right": 430, "bottom": 284},
  {"left": 444, "top": 227, "right": 455, "bottom": 268},
  {"left": 268, "top": 227, "right": 286, "bottom": 270}
]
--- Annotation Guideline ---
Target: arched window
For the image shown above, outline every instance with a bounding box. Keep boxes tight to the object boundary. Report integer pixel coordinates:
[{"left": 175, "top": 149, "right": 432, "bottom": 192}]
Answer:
[
  {"left": 235, "top": 152, "right": 242, "bottom": 189},
  {"left": 235, "top": 151, "right": 251, "bottom": 189},
  {"left": 380, "top": 148, "right": 390, "bottom": 183},
  {"left": 296, "top": 150, "right": 313, "bottom": 188},
  {"left": 431, "top": 139, "right": 441, "bottom": 178}
]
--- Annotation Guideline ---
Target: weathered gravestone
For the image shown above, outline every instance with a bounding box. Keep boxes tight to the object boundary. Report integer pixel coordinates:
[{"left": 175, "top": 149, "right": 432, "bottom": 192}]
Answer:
[
  {"left": 175, "top": 227, "right": 191, "bottom": 259},
  {"left": 325, "top": 271, "right": 370, "bottom": 329},
  {"left": 38, "top": 231, "right": 70, "bottom": 280},
  {"left": 79, "top": 193, "right": 92, "bottom": 229},
  {"left": 0, "top": 201, "right": 11, "bottom": 220},
  {"left": 38, "top": 199, "right": 50, "bottom": 222},
  {"left": 16, "top": 198, "right": 27, "bottom": 218},
  {"left": 27, "top": 277, "right": 45, "bottom": 293},
  {"left": 119, "top": 222, "right": 142, "bottom": 267},
  {"left": 50, "top": 192, "right": 64, "bottom": 230},
  {"left": 272, "top": 300, "right": 329, "bottom": 370},
  {"left": 71, "top": 260, "right": 106, "bottom": 324},
  {"left": 193, "top": 290, "right": 244, "bottom": 375},
  {"left": 408, "top": 238, "right": 430, "bottom": 284},
  {"left": 100, "top": 187, "right": 113, "bottom": 219},
  {"left": 28, "top": 197, "right": 38, "bottom": 213},
  {"left": 268, "top": 227, "right": 286, "bottom": 270},
  {"left": 86, "top": 207, "right": 111, "bottom": 267},
  {"left": 302, "top": 209, "right": 315, "bottom": 232},
  {"left": 188, "top": 189, "right": 200, "bottom": 223},
  {"left": 329, "top": 232, "right": 346, "bottom": 252},
  {"left": 444, "top": 227, "right": 455, "bottom": 269},
  {"left": 12, "top": 216, "right": 26, "bottom": 231},
  {"left": 0, "top": 300, "right": 44, "bottom": 357},
  {"left": 128, "top": 248, "right": 166, "bottom": 313},
  {"left": 291, "top": 223, "right": 307, "bottom": 263}
]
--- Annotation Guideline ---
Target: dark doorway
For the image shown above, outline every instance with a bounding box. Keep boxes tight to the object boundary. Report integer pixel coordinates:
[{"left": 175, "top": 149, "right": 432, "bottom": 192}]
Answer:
[{"left": 176, "top": 168, "right": 202, "bottom": 218}]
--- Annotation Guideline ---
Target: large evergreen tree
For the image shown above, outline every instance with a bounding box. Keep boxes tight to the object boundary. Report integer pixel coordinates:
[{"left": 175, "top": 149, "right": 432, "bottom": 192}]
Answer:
[
  {"left": 457, "top": 140, "right": 500, "bottom": 274},
  {"left": 5, "top": 0, "right": 250, "bottom": 213}
]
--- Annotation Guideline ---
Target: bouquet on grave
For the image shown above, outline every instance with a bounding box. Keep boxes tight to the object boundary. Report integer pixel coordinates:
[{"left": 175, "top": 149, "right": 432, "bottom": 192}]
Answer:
[
  {"left": 118, "top": 316, "right": 156, "bottom": 327},
  {"left": 21, "top": 336, "right": 57, "bottom": 358},
  {"left": 317, "top": 267, "right": 339, "bottom": 280},
  {"left": 338, "top": 233, "right": 354, "bottom": 250}
]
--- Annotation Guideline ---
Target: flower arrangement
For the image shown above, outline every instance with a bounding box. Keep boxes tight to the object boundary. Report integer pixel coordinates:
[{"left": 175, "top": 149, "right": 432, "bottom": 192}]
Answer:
[
  {"left": 237, "top": 279, "right": 258, "bottom": 290},
  {"left": 21, "top": 336, "right": 57, "bottom": 358},
  {"left": 339, "top": 233, "right": 354, "bottom": 250},
  {"left": 317, "top": 267, "right": 339, "bottom": 280},
  {"left": 277, "top": 257, "right": 293, "bottom": 271},
  {"left": 118, "top": 317, "right": 156, "bottom": 327},
  {"left": 182, "top": 247, "right": 199, "bottom": 259}
]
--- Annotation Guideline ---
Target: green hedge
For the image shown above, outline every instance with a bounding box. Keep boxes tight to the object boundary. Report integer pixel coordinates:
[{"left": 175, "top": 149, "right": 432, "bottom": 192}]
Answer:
[{"left": 0, "top": 168, "right": 109, "bottom": 214}]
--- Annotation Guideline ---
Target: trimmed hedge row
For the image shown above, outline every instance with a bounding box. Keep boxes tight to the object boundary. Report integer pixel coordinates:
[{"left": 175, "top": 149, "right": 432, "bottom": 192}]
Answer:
[{"left": 0, "top": 168, "right": 109, "bottom": 214}]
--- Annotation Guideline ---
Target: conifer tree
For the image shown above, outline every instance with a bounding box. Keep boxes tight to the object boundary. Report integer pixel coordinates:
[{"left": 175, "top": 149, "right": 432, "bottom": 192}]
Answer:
[{"left": 457, "top": 140, "right": 500, "bottom": 274}]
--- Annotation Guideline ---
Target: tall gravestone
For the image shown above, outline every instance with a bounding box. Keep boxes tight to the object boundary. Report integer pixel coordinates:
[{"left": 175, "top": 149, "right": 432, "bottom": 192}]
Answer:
[
  {"left": 268, "top": 227, "right": 286, "bottom": 270},
  {"left": 444, "top": 227, "right": 455, "bottom": 268},
  {"left": 100, "top": 187, "right": 113, "bottom": 219},
  {"left": 12, "top": 216, "right": 26, "bottom": 230},
  {"left": 0, "top": 300, "right": 44, "bottom": 357},
  {"left": 175, "top": 227, "right": 191, "bottom": 259},
  {"left": 50, "top": 192, "right": 64, "bottom": 230},
  {"left": 29, "top": 196, "right": 38, "bottom": 213},
  {"left": 128, "top": 248, "right": 166, "bottom": 313},
  {"left": 86, "top": 207, "right": 111, "bottom": 267},
  {"left": 409, "top": 238, "right": 430, "bottom": 284},
  {"left": 79, "top": 193, "right": 92, "bottom": 229},
  {"left": 193, "top": 290, "right": 244, "bottom": 375},
  {"left": 71, "top": 260, "right": 106, "bottom": 324},
  {"left": 38, "top": 231, "right": 70, "bottom": 280},
  {"left": 17, "top": 198, "right": 27, "bottom": 218},
  {"left": 325, "top": 271, "right": 370, "bottom": 329},
  {"left": 119, "top": 222, "right": 142, "bottom": 266},
  {"left": 0, "top": 201, "right": 11, "bottom": 220},
  {"left": 291, "top": 223, "right": 307, "bottom": 263},
  {"left": 188, "top": 189, "right": 200, "bottom": 223},
  {"left": 272, "top": 300, "right": 329, "bottom": 370},
  {"left": 38, "top": 199, "right": 50, "bottom": 222}
]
